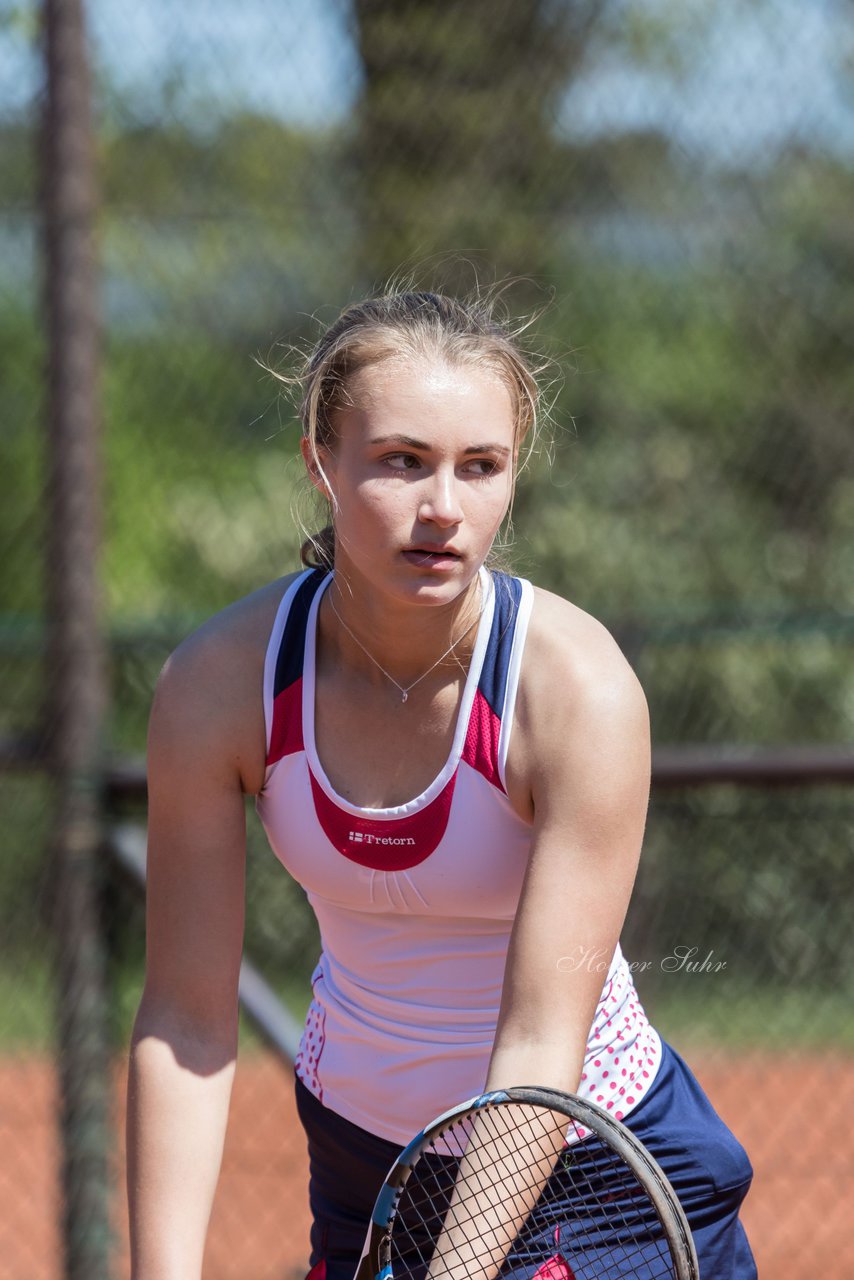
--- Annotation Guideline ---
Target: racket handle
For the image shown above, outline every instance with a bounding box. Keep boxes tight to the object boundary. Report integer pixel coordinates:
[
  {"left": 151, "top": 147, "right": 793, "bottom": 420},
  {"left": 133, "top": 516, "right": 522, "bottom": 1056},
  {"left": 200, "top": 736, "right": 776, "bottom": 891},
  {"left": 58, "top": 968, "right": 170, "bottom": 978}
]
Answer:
[{"left": 352, "top": 1232, "right": 374, "bottom": 1280}]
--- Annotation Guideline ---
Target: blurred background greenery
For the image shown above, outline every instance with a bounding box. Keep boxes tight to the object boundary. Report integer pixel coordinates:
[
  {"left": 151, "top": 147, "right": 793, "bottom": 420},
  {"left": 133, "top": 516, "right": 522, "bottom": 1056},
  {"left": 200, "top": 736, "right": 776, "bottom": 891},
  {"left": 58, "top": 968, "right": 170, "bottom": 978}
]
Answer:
[{"left": 1, "top": 1, "right": 852, "bottom": 1276}]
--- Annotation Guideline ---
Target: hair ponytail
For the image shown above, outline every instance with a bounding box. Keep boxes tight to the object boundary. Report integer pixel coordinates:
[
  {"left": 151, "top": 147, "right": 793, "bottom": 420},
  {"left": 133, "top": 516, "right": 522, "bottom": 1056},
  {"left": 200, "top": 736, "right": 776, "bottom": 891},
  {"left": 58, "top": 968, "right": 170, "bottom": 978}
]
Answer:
[{"left": 300, "top": 523, "right": 335, "bottom": 570}]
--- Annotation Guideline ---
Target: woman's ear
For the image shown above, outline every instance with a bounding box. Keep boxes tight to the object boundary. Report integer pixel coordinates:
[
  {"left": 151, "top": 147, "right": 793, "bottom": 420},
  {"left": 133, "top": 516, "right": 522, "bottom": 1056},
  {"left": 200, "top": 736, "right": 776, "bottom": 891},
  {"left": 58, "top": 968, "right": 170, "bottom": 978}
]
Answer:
[{"left": 300, "top": 436, "right": 332, "bottom": 499}]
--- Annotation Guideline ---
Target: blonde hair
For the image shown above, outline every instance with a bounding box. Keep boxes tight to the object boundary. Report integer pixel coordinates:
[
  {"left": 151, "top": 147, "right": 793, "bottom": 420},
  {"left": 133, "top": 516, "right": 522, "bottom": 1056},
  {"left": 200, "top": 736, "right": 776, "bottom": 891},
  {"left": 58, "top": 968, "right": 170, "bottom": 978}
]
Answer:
[{"left": 272, "top": 286, "right": 550, "bottom": 569}]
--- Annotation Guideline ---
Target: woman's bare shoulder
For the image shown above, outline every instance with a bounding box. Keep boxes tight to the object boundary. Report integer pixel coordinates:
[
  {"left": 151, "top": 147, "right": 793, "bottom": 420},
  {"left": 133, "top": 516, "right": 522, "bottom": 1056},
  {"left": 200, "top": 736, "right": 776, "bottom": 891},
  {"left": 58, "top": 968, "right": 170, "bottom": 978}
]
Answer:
[
  {"left": 149, "top": 569, "right": 305, "bottom": 795},
  {"left": 162, "top": 570, "right": 304, "bottom": 676},
  {"left": 516, "top": 583, "right": 649, "bottom": 756},
  {"left": 526, "top": 584, "right": 637, "bottom": 673}
]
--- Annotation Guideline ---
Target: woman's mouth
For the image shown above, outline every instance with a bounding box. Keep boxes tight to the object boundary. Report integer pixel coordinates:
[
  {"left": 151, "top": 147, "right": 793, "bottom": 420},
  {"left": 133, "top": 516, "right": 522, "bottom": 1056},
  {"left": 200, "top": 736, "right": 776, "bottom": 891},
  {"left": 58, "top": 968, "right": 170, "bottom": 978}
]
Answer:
[{"left": 401, "top": 548, "right": 462, "bottom": 570}]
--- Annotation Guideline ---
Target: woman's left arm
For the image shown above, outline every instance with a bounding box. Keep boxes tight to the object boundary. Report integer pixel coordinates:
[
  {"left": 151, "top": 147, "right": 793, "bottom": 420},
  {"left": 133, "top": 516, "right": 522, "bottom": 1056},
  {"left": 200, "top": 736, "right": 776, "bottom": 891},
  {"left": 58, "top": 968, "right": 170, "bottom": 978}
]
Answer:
[{"left": 485, "top": 601, "right": 652, "bottom": 1095}]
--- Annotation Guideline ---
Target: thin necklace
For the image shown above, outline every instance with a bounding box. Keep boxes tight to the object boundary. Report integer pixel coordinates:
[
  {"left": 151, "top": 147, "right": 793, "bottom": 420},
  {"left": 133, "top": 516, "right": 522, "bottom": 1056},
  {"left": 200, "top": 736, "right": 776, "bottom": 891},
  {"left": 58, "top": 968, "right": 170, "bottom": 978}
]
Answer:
[{"left": 326, "top": 578, "right": 485, "bottom": 704}]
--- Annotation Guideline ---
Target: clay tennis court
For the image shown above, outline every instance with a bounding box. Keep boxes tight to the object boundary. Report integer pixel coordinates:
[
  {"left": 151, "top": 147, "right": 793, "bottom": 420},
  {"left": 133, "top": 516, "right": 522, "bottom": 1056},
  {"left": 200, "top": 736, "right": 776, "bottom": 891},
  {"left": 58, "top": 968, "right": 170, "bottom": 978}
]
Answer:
[{"left": 2, "top": 1049, "right": 851, "bottom": 1279}]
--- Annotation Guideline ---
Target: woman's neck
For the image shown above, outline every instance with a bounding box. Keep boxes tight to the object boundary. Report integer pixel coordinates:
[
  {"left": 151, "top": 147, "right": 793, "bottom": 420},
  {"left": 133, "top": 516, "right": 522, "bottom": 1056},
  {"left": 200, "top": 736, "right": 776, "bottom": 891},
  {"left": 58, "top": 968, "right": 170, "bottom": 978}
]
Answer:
[{"left": 319, "top": 563, "right": 487, "bottom": 697}]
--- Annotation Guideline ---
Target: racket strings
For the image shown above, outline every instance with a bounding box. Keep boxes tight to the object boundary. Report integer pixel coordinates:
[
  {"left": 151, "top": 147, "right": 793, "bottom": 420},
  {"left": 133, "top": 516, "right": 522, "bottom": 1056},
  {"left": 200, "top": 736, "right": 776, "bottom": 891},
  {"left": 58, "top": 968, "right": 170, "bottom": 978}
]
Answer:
[
  {"left": 388, "top": 1102, "right": 679, "bottom": 1280},
  {"left": 437, "top": 1107, "right": 567, "bottom": 1250}
]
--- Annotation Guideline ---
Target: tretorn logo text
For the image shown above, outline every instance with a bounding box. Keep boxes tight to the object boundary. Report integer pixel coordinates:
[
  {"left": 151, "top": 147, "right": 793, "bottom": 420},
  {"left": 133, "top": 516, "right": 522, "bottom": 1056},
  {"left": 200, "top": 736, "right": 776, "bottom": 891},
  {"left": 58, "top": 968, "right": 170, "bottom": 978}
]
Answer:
[{"left": 348, "top": 831, "right": 416, "bottom": 847}]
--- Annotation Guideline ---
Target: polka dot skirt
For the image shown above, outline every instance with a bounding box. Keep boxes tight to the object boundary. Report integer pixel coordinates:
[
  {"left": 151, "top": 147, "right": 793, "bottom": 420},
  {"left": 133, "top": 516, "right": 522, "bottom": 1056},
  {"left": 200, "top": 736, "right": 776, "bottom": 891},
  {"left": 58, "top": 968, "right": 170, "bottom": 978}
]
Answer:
[
  {"left": 572, "top": 959, "right": 663, "bottom": 1139},
  {"left": 295, "top": 998, "right": 328, "bottom": 1103}
]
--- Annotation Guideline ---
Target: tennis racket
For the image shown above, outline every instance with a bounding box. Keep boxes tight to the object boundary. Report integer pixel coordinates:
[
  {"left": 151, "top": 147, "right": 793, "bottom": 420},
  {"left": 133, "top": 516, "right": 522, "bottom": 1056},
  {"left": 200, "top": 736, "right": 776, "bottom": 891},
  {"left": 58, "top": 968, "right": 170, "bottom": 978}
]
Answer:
[{"left": 353, "top": 1085, "right": 698, "bottom": 1280}]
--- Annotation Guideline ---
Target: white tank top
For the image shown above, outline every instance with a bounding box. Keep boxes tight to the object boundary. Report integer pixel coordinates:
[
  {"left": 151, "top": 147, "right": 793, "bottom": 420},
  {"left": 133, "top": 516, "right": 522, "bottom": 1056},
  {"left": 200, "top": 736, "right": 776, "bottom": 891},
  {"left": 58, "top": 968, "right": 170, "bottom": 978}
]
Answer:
[{"left": 256, "top": 567, "right": 662, "bottom": 1143}]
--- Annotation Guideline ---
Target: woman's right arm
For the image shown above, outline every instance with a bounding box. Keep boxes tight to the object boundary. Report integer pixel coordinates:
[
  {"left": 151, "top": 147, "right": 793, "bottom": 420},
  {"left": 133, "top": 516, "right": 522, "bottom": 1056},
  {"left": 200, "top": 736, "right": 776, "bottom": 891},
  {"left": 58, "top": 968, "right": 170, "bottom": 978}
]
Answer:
[{"left": 127, "top": 630, "right": 255, "bottom": 1280}]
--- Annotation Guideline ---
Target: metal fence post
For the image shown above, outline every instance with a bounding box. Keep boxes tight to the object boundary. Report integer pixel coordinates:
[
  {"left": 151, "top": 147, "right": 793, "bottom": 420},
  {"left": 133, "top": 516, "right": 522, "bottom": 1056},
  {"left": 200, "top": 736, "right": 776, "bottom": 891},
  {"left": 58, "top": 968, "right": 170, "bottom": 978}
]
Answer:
[{"left": 42, "top": 0, "right": 112, "bottom": 1276}]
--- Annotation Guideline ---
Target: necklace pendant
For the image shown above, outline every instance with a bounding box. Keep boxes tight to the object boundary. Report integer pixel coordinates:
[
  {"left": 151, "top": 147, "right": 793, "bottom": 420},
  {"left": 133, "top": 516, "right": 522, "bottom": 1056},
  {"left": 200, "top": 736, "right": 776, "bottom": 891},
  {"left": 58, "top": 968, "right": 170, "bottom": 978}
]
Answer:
[{"left": 401, "top": 690, "right": 409, "bottom": 703}]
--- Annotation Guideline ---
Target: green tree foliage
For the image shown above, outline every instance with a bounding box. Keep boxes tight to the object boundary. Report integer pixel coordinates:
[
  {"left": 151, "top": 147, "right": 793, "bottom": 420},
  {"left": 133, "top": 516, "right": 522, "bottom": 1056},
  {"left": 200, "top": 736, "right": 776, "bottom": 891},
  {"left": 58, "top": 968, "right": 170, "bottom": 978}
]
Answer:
[
  {"left": 350, "top": 0, "right": 605, "bottom": 284},
  {"left": 518, "top": 147, "right": 854, "bottom": 627}
]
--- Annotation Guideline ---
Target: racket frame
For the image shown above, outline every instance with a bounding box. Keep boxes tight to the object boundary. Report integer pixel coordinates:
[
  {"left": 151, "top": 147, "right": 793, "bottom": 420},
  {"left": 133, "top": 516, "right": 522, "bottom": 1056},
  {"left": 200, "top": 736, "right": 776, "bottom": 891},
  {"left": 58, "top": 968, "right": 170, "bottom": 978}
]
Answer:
[{"left": 354, "top": 1085, "right": 699, "bottom": 1280}]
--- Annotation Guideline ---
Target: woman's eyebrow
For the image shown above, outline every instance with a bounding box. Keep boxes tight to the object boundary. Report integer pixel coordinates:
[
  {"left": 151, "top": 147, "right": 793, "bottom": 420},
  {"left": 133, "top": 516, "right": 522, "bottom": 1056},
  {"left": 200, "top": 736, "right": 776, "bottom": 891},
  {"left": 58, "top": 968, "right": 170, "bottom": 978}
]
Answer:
[
  {"left": 465, "top": 443, "right": 511, "bottom": 458},
  {"left": 369, "top": 433, "right": 511, "bottom": 457},
  {"left": 368, "top": 433, "right": 430, "bottom": 449}
]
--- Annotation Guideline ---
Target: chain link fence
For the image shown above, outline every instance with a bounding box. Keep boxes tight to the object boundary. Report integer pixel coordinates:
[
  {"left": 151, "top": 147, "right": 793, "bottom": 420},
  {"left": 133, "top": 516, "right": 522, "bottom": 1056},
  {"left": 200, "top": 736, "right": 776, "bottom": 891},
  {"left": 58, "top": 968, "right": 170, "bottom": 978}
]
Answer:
[{"left": 2, "top": 0, "right": 853, "bottom": 1277}]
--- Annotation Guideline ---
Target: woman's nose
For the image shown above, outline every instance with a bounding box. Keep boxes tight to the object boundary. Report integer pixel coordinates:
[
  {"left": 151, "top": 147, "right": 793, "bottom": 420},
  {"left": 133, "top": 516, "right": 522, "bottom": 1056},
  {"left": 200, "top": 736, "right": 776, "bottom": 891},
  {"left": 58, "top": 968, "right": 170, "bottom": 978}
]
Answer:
[{"left": 418, "top": 468, "right": 464, "bottom": 526}]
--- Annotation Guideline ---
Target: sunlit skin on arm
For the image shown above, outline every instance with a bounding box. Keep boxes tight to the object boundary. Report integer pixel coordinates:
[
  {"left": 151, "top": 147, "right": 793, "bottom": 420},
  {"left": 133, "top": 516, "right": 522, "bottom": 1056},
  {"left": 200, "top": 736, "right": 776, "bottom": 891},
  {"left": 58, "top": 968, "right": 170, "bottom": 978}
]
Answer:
[
  {"left": 425, "top": 588, "right": 652, "bottom": 1280},
  {"left": 126, "top": 578, "right": 294, "bottom": 1280}
]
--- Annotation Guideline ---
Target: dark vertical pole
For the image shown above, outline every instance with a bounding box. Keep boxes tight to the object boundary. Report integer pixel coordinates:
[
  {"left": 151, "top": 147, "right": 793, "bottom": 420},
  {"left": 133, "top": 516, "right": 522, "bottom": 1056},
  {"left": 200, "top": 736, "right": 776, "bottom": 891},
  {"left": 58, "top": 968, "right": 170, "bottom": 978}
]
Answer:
[{"left": 42, "top": 0, "right": 111, "bottom": 1276}]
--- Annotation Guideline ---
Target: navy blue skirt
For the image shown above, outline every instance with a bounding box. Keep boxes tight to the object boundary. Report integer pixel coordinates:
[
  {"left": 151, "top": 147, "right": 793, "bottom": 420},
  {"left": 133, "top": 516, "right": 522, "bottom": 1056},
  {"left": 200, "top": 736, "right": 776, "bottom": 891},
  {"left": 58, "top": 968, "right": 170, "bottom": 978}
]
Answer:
[{"left": 294, "top": 1040, "right": 756, "bottom": 1280}]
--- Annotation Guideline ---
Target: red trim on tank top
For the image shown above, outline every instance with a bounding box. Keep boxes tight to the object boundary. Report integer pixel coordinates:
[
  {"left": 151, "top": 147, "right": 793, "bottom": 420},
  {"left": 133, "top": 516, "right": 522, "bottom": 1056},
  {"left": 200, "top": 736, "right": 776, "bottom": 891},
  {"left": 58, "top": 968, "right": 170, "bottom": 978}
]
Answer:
[
  {"left": 308, "top": 768, "right": 458, "bottom": 871},
  {"left": 461, "top": 688, "right": 506, "bottom": 793},
  {"left": 267, "top": 678, "right": 304, "bottom": 767}
]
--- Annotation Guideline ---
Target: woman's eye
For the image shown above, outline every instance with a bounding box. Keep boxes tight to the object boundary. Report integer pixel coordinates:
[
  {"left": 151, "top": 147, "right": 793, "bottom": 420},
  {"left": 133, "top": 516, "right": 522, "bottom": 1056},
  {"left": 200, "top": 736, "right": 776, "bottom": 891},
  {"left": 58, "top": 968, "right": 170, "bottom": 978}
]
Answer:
[
  {"left": 465, "top": 458, "right": 498, "bottom": 476},
  {"left": 384, "top": 453, "right": 421, "bottom": 471},
  {"left": 381, "top": 454, "right": 499, "bottom": 476}
]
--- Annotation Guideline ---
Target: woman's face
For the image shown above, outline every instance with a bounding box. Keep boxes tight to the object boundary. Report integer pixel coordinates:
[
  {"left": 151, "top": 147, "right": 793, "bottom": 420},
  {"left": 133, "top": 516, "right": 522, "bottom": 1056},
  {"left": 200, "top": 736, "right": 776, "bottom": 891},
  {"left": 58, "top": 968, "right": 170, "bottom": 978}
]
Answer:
[{"left": 304, "top": 354, "right": 517, "bottom": 606}]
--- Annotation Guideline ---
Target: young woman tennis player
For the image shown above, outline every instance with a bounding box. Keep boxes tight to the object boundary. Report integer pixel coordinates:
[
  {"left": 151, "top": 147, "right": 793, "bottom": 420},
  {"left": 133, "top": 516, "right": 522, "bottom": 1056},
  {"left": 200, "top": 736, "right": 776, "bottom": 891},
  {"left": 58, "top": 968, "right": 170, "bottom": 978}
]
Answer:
[{"left": 127, "top": 290, "right": 756, "bottom": 1279}]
